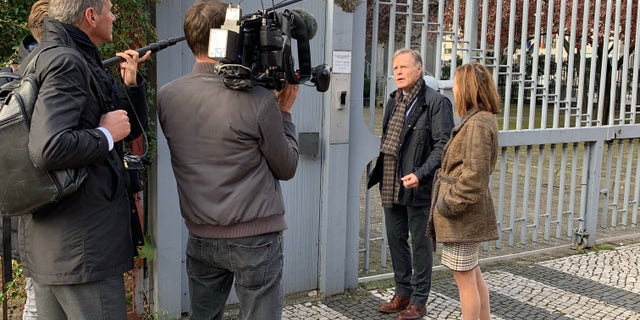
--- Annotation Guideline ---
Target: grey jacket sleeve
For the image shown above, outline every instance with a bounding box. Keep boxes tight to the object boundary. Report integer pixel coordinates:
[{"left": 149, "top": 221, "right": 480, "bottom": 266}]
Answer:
[{"left": 257, "top": 97, "right": 299, "bottom": 180}]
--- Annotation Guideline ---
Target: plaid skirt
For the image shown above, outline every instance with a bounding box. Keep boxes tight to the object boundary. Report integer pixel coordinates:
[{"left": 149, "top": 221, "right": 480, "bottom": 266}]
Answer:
[{"left": 441, "top": 242, "right": 480, "bottom": 272}]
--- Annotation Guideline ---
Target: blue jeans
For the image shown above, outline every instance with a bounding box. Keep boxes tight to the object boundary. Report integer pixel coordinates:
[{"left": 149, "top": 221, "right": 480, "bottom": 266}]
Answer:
[
  {"left": 187, "top": 231, "right": 284, "bottom": 320},
  {"left": 32, "top": 275, "right": 126, "bottom": 319}
]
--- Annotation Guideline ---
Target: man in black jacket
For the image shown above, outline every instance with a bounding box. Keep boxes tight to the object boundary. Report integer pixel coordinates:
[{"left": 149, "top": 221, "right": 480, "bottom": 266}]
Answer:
[
  {"left": 368, "top": 48, "right": 454, "bottom": 320},
  {"left": 18, "top": 0, "right": 149, "bottom": 318}
]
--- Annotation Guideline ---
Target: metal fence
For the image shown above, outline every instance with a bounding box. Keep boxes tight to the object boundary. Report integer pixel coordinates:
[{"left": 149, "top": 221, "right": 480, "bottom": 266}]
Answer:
[{"left": 358, "top": 0, "right": 640, "bottom": 279}]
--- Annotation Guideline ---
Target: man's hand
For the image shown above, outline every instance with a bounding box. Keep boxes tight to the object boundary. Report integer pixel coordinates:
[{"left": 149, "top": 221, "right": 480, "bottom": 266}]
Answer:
[
  {"left": 401, "top": 173, "right": 419, "bottom": 189},
  {"left": 99, "top": 110, "right": 130, "bottom": 142},
  {"left": 275, "top": 82, "right": 299, "bottom": 113},
  {"left": 116, "top": 49, "right": 151, "bottom": 86}
]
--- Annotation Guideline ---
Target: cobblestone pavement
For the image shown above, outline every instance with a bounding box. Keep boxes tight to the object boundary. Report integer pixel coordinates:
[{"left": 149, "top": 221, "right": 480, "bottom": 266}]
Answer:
[{"left": 224, "top": 241, "right": 640, "bottom": 319}]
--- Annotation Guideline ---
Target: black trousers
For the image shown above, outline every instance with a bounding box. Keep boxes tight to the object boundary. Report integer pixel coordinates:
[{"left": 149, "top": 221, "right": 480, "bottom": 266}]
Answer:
[{"left": 384, "top": 204, "right": 433, "bottom": 306}]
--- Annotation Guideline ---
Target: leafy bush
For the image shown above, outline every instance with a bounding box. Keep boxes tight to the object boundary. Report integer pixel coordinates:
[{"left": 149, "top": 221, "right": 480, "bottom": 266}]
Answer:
[
  {"left": 0, "top": 1, "right": 32, "bottom": 66},
  {"left": 1, "top": 0, "right": 157, "bottom": 69}
]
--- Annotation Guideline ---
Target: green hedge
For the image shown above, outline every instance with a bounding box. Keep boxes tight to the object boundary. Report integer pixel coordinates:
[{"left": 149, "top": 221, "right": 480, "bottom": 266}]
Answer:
[
  {"left": 0, "top": 1, "right": 32, "bottom": 65},
  {"left": 0, "top": 0, "right": 157, "bottom": 67}
]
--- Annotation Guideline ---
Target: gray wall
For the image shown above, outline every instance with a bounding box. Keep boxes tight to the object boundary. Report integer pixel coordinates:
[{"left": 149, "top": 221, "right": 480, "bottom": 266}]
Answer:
[{"left": 151, "top": 1, "right": 192, "bottom": 315}]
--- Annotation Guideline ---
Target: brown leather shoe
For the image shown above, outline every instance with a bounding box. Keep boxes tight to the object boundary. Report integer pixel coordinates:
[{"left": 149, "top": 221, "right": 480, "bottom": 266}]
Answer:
[
  {"left": 397, "top": 304, "right": 426, "bottom": 320},
  {"left": 378, "top": 295, "right": 410, "bottom": 313}
]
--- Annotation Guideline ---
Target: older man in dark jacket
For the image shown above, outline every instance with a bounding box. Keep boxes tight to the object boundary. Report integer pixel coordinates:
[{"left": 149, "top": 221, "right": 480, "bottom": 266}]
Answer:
[
  {"left": 18, "top": 0, "right": 149, "bottom": 318},
  {"left": 368, "top": 48, "right": 454, "bottom": 320}
]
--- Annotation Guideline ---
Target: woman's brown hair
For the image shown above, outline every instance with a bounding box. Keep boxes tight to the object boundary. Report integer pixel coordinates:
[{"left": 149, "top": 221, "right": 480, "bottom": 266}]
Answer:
[{"left": 452, "top": 63, "right": 501, "bottom": 117}]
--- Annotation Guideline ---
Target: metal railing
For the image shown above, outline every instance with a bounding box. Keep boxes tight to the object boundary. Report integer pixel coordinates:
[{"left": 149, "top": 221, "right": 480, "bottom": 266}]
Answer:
[{"left": 358, "top": 0, "right": 640, "bottom": 279}]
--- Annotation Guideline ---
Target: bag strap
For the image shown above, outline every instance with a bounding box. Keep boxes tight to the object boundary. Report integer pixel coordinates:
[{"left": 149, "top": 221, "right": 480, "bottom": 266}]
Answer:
[
  {"left": 21, "top": 44, "right": 62, "bottom": 76},
  {"left": 26, "top": 45, "right": 109, "bottom": 113},
  {"left": 0, "top": 71, "right": 20, "bottom": 81}
]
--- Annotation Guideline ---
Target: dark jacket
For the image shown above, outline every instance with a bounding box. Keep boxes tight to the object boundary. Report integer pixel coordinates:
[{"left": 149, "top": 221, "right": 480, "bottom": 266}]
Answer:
[
  {"left": 368, "top": 83, "right": 454, "bottom": 207},
  {"left": 18, "top": 17, "right": 147, "bottom": 285},
  {"left": 18, "top": 35, "right": 38, "bottom": 64},
  {"left": 430, "top": 109, "right": 499, "bottom": 243}
]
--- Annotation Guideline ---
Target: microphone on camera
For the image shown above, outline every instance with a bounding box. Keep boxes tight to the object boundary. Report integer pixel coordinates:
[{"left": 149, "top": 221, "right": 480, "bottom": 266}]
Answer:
[
  {"left": 290, "top": 8, "right": 317, "bottom": 40},
  {"left": 282, "top": 8, "right": 316, "bottom": 83},
  {"left": 291, "top": 8, "right": 318, "bottom": 40}
]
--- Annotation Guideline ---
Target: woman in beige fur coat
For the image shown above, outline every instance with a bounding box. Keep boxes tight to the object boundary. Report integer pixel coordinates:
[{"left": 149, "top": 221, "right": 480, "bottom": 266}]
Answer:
[{"left": 429, "top": 62, "right": 501, "bottom": 320}]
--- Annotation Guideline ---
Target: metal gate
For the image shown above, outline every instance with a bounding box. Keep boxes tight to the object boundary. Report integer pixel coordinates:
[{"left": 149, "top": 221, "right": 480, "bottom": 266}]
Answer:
[{"left": 354, "top": 0, "right": 640, "bottom": 280}]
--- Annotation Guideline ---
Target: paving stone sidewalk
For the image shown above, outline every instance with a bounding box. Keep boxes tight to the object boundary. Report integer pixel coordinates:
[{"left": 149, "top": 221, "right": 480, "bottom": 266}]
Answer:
[{"left": 225, "top": 241, "right": 640, "bottom": 319}]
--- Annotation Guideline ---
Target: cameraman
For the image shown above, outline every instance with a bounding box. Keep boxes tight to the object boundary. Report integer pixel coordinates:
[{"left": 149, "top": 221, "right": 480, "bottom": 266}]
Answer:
[{"left": 157, "top": 1, "right": 299, "bottom": 319}]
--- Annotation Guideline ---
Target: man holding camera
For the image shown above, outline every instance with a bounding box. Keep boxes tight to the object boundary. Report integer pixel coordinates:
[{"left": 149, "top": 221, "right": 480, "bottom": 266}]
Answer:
[
  {"left": 157, "top": 1, "right": 299, "bottom": 319},
  {"left": 18, "top": 0, "right": 150, "bottom": 318}
]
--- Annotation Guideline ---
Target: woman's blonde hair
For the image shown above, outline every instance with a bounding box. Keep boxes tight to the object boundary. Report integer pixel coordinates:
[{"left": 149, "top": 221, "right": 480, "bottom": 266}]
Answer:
[
  {"left": 452, "top": 63, "right": 501, "bottom": 117},
  {"left": 28, "top": 0, "right": 49, "bottom": 42}
]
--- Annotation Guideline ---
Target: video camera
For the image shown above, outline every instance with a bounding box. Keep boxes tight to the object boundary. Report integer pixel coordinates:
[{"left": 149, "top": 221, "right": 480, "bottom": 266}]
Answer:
[{"left": 208, "top": 1, "right": 331, "bottom": 92}]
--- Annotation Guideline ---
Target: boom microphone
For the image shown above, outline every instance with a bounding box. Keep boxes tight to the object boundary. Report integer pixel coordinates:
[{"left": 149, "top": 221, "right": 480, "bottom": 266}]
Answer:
[
  {"left": 290, "top": 8, "right": 317, "bottom": 40},
  {"left": 102, "top": 36, "right": 186, "bottom": 68}
]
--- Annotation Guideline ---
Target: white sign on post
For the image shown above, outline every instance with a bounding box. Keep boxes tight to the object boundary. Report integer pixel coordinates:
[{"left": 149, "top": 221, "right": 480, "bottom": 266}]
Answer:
[{"left": 332, "top": 50, "right": 352, "bottom": 74}]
